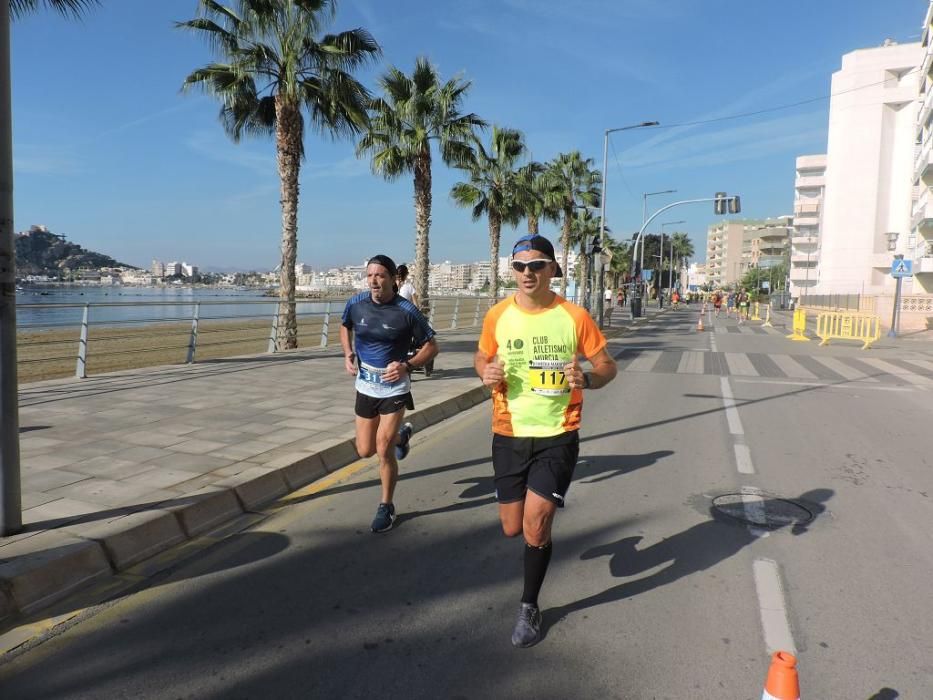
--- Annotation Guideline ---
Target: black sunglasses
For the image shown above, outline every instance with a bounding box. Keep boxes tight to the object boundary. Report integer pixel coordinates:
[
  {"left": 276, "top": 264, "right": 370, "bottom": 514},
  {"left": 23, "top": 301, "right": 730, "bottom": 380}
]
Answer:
[{"left": 512, "top": 259, "right": 552, "bottom": 273}]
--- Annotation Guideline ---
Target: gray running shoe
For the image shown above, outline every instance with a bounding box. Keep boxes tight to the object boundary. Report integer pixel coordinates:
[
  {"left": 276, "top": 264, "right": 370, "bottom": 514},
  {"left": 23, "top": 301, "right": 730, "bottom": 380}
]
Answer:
[
  {"left": 511, "top": 603, "right": 542, "bottom": 648},
  {"left": 370, "top": 502, "right": 396, "bottom": 533}
]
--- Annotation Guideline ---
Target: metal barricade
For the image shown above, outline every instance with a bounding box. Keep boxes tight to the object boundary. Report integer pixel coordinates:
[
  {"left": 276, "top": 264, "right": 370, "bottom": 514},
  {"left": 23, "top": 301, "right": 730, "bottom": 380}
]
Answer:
[
  {"left": 786, "top": 308, "right": 810, "bottom": 342},
  {"left": 815, "top": 312, "right": 881, "bottom": 350}
]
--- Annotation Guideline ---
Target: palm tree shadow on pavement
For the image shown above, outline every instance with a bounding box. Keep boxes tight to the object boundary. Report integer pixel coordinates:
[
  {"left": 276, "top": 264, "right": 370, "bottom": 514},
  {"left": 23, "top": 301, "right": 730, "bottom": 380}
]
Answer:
[{"left": 543, "top": 488, "right": 834, "bottom": 635}]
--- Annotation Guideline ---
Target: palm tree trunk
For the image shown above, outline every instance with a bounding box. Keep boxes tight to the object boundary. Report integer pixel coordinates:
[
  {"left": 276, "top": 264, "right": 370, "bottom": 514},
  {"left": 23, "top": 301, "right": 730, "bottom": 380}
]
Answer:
[
  {"left": 275, "top": 96, "right": 301, "bottom": 351},
  {"left": 488, "top": 213, "right": 501, "bottom": 302},
  {"left": 578, "top": 239, "right": 589, "bottom": 309},
  {"left": 559, "top": 205, "right": 571, "bottom": 297},
  {"left": 527, "top": 214, "right": 539, "bottom": 235},
  {"left": 413, "top": 147, "right": 432, "bottom": 316}
]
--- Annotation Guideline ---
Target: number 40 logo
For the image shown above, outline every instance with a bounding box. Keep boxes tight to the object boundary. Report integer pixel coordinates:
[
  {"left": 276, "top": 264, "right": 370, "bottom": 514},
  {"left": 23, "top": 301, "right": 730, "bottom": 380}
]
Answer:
[{"left": 506, "top": 338, "right": 524, "bottom": 350}]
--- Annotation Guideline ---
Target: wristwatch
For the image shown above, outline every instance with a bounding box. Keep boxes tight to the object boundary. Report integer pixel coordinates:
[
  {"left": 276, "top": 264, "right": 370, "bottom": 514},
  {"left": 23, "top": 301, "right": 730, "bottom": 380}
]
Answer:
[
  {"left": 583, "top": 372, "right": 592, "bottom": 390},
  {"left": 404, "top": 360, "right": 416, "bottom": 373}
]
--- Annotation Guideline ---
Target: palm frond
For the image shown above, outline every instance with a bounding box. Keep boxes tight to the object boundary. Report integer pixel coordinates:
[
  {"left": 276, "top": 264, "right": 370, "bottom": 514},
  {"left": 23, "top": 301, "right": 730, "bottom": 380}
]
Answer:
[{"left": 11, "top": 0, "right": 98, "bottom": 20}]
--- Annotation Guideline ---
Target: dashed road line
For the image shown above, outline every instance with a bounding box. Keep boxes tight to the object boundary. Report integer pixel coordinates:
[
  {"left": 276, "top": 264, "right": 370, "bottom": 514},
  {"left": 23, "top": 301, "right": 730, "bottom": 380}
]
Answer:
[{"left": 754, "top": 558, "right": 797, "bottom": 655}]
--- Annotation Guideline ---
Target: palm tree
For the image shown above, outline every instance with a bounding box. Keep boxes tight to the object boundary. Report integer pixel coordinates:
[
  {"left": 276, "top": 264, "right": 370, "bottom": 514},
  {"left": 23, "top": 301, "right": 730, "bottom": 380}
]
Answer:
[
  {"left": 671, "top": 231, "right": 694, "bottom": 290},
  {"left": 178, "top": 0, "right": 380, "bottom": 350},
  {"left": 545, "top": 152, "right": 601, "bottom": 297},
  {"left": 10, "top": 0, "right": 97, "bottom": 15},
  {"left": 450, "top": 127, "right": 525, "bottom": 301},
  {"left": 570, "top": 207, "right": 602, "bottom": 307},
  {"left": 606, "top": 235, "right": 632, "bottom": 291},
  {"left": 358, "top": 57, "right": 486, "bottom": 313},
  {"left": 512, "top": 161, "right": 559, "bottom": 235}
]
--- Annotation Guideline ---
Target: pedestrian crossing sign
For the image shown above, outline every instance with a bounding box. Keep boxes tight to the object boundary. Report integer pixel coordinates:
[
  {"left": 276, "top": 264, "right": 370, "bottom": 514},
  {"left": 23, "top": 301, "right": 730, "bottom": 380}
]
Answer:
[{"left": 891, "top": 259, "right": 913, "bottom": 278}]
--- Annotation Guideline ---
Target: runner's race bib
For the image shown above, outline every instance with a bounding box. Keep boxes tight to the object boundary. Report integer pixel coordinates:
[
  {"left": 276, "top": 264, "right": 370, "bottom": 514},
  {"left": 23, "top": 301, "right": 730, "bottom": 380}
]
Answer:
[
  {"left": 528, "top": 359, "right": 569, "bottom": 395},
  {"left": 359, "top": 362, "right": 390, "bottom": 385}
]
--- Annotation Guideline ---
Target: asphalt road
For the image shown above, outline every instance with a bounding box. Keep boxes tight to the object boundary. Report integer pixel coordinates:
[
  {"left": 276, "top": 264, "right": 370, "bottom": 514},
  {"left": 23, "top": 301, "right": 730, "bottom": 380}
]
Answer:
[{"left": 1, "top": 307, "right": 931, "bottom": 699}]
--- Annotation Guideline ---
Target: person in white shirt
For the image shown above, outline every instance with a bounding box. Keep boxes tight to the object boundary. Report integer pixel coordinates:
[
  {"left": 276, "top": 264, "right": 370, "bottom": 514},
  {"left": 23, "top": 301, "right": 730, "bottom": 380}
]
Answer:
[{"left": 397, "top": 264, "right": 418, "bottom": 307}]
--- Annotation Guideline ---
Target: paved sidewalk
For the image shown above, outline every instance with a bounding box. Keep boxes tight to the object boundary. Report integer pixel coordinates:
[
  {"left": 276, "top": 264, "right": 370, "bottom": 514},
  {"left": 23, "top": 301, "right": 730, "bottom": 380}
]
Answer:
[{"left": 0, "top": 310, "right": 652, "bottom": 635}]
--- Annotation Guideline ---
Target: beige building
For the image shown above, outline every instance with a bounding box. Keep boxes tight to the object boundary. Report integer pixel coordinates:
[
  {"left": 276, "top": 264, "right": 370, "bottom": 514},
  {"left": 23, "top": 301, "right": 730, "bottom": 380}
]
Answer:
[{"left": 706, "top": 219, "right": 768, "bottom": 287}]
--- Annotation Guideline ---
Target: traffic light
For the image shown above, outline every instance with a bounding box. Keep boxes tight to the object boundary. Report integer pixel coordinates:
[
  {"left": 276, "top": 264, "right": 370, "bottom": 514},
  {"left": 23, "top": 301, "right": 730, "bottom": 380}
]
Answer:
[
  {"left": 728, "top": 195, "right": 741, "bottom": 214},
  {"left": 714, "top": 192, "right": 727, "bottom": 215}
]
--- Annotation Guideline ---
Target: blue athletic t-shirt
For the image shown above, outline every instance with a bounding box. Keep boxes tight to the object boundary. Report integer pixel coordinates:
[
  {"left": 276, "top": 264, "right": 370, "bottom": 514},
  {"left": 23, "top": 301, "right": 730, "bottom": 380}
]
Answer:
[{"left": 341, "top": 292, "right": 435, "bottom": 398}]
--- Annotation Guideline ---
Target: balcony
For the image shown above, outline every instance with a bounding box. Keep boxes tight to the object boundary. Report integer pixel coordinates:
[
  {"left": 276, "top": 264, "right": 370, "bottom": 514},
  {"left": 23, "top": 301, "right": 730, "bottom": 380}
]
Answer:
[
  {"left": 792, "top": 235, "right": 819, "bottom": 246},
  {"left": 794, "top": 201, "right": 820, "bottom": 216},
  {"left": 789, "top": 268, "right": 817, "bottom": 283},
  {"left": 915, "top": 148, "right": 933, "bottom": 184},
  {"left": 795, "top": 175, "right": 825, "bottom": 189},
  {"left": 791, "top": 253, "right": 819, "bottom": 264},
  {"left": 917, "top": 256, "right": 933, "bottom": 274},
  {"left": 912, "top": 200, "right": 933, "bottom": 232},
  {"left": 793, "top": 215, "right": 819, "bottom": 227}
]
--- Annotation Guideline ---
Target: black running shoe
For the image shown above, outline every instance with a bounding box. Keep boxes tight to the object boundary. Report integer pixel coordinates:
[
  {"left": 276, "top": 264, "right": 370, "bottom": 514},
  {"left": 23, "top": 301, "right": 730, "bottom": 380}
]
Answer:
[
  {"left": 371, "top": 502, "right": 396, "bottom": 533},
  {"left": 395, "top": 422, "right": 413, "bottom": 460},
  {"left": 511, "top": 603, "right": 542, "bottom": 648}
]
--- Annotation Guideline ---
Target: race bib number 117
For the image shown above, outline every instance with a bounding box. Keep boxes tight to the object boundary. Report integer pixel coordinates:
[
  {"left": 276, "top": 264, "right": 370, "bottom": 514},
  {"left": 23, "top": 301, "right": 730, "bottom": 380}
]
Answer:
[{"left": 528, "top": 359, "right": 569, "bottom": 395}]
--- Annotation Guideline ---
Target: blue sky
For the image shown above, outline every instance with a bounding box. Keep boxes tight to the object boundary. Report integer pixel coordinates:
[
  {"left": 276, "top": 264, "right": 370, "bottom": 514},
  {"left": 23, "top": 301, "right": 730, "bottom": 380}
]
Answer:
[{"left": 11, "top": 0, "right": 927, "bottom": 271}]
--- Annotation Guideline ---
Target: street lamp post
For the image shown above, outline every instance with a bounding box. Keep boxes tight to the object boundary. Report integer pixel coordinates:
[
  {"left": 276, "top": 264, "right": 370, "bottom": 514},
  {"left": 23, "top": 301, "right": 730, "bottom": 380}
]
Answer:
[
  {"left": 661, "top": 220, "right": 685, "bottom": 306},
  {"left": 0, "top": 3, "right": 21, "bottom": 536},
  {"left": 596, "top": 120, "right": 659, "bottom": 328}
]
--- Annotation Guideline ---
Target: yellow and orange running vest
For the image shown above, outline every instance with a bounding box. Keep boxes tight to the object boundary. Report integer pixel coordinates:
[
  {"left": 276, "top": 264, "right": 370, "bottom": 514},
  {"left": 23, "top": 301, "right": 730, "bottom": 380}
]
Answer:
[{"left": 478, "top": 294, "right": 607, "bottom": 438}]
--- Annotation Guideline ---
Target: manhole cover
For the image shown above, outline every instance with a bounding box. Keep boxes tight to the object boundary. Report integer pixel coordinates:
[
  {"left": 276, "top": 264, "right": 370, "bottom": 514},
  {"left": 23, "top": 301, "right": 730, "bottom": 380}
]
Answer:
[{"left": 712, "top": 492, "right": 813, "bottom": 528}]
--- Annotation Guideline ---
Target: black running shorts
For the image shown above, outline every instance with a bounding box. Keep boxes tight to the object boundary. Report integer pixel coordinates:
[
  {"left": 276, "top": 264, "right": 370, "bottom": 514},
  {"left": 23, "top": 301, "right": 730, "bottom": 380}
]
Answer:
[
  {"left": 491, "top": 431, "right": 580, "bottom": 507},
  {"left": 355, "top": 391, "right": 414, "bottom": 419}
]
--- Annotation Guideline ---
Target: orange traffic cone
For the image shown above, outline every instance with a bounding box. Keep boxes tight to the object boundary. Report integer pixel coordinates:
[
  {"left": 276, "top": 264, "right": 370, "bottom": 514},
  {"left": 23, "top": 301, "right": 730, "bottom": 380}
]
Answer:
[
  {"left": 696, "top": 311, "right": 704, "bottom": 332},
  {"left": 762, "top": 651, "right": 800, "bottom": 700}
]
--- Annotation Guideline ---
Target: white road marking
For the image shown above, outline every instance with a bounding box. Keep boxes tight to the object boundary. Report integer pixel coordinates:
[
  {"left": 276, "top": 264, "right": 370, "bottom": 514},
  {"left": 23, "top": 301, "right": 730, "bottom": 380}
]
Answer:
[
  {"left": 807, "top": 355, "right": 878, "bottom": 382},
  {"left": 734, "top": 443, "right": 755, "bottom": 474},
  {"left": 720, "top": 376, "right": 744, "bottom": 436},
  {"left": 859, "top": 358, "right": 933, "bottom": 389},
  {"left": 725, "top": 352, "right": 759, "bottom": 376},
  {"left": 754, "top": 558, "right": 797, "bottom": 655},
  {"left": 769, "top": 354, "right": 817, "bottom": 379},
  {"left": 677, "top": 351, "right": 706, "bottom": 374},
  {"left": 626, "top": 350, "right": 663, "bottom": 372},
  {"left": 733, "top": 377, "right": 913, "bottom": 392}
]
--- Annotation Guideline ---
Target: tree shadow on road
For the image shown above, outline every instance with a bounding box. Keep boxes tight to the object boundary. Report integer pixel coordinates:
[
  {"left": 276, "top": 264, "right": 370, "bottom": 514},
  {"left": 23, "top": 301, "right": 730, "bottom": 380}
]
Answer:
[{"left": 543, "top": 488, "right": 834, "bottom": 635}]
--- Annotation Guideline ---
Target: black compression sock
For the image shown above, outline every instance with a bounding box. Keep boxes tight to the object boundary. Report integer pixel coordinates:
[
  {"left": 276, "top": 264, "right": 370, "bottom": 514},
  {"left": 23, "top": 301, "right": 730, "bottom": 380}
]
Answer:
[{"left": 521, "top": 541, "right": 552, "bottom": 606}]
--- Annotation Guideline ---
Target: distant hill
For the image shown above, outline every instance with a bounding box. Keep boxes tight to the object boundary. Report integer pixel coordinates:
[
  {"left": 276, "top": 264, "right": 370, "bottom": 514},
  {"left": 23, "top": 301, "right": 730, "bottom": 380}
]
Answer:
[{"left": 14, "top": 226, "right": 136, "bottom": 275}]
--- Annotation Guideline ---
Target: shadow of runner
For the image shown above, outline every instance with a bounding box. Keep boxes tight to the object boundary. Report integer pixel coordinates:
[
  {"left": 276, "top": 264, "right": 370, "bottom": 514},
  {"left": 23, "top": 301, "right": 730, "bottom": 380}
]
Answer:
[{"left": 543, "top": 489, "right": 833, "bottom": 635}]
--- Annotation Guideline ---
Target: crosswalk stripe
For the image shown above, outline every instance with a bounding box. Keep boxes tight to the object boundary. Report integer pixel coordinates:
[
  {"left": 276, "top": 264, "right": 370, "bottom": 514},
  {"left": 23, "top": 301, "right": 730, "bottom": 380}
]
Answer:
[
  {"left": 715, "top": 326, "right": 727, "bottom": 334},
  {"left": 725, "top": 352, "right": 759, "bottom": 376},
  {"left": 769, "top": 354, "right": 818, "bottom": 379},
  {"left": 626, "top": 350, "right": 663, "bottom": 372},
  {"left": 677, "top": 351, "right": 706, "bottom": 374},
  {"left": 859, "top": 358, "right": 933, "bottom": 388},
  {"left": 807, "top": 356, "right": 878, "bottom": 383},
  {"left": 901, "top": 358, "right": 933, "bottom": 374}
]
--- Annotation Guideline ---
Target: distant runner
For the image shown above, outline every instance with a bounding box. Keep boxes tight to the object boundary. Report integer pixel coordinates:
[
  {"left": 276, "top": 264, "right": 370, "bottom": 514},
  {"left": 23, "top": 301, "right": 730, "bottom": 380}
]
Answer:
[
  {"left": 341, "top": 255, "right": 438, "bottom": 533},
  {"left": 475, "top": 233, "right": 618, "bottom": 648}
]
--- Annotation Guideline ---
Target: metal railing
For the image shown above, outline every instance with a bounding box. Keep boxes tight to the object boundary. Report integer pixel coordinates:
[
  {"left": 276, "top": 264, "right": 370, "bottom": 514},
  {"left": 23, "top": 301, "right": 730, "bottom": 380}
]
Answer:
[
  {"left": 799, "top": 294, "right": 873, "bottom": 313},
  {"left": 15, "top": 295, "right": 496, "bottom": 383}
]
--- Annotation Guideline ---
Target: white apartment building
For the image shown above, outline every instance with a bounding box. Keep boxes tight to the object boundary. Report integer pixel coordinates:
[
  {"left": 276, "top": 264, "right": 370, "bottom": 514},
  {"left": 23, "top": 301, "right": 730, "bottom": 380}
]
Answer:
[
  {"left": 814, "top": 40, "right": 920, "bottom": 296},
  {"left": 181, "top": 262, "right": 198, "bottom": 278},
  {"left": 911, "top": 1, "right": 933, "bottom": 292},
  {"left": 790, "top": 155, "right": 826, "bottom": 296},
  {"left": 151, "top": 259, "right": 165, "bottom": 278},
  {"left": 166, "top": 261, "right": 183, "bottom": 276}
]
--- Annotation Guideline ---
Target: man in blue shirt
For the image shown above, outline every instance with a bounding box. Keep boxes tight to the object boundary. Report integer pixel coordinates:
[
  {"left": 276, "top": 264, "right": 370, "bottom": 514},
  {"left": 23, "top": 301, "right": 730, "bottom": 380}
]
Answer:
[{"left": 341, "top": 255, "right": 438, "bottom": 532}]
